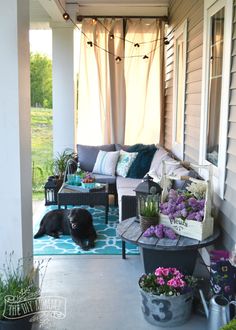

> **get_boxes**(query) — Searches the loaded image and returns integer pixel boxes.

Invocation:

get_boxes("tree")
[30,53,52,108]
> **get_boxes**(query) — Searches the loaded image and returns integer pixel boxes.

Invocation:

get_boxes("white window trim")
[199,0,233,199]
[172,20,187,160]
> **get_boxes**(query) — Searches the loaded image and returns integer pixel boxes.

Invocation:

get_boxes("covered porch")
[0,0,235,328]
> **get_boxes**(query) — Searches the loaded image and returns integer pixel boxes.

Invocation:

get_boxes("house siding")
[165,0,236,249]
[165,0,203,163]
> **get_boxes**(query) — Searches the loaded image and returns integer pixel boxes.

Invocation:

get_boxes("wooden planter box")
[159,161,214,241]
[159,213,214,241]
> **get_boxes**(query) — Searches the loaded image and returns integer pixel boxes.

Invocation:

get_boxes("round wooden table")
[117,217,220,274]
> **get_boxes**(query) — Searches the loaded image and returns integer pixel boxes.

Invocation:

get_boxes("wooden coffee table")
[117,217,220,274]
[57,183,109,224]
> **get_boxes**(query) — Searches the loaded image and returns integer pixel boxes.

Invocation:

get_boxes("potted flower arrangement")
[159,181,214,240]
[139,266,197,327]
[0,253,49,330]
[81,173,96,189]
[139,195,160,232]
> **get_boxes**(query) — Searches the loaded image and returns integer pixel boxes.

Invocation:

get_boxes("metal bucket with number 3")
[139,287,193,327]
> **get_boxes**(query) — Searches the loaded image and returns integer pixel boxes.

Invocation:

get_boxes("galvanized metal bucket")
[139,287,193,327]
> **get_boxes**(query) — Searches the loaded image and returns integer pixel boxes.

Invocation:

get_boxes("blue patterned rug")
[33,205,139,256]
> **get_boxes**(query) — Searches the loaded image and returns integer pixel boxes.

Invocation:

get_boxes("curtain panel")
[77,18,165,145]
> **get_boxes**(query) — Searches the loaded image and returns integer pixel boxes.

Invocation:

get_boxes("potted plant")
[52,148,77,180]
[139,266,197,327]
[139,194,160,232]
[0,253,49,330]
[220,319,236,330]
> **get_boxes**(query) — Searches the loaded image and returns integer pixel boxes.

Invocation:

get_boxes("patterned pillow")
[93,150,120,176]
[116,150,138,177]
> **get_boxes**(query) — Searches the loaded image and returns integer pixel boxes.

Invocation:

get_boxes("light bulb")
[63,12,70,20]
[115,56,122,63]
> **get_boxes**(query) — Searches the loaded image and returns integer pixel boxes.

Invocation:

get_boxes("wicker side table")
[57,184,109,224]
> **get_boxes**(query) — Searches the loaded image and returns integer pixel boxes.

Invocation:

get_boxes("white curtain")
[77,18,165,145]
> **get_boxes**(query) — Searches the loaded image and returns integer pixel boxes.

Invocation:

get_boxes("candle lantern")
[134,174,162,219]
[44,176,63,206]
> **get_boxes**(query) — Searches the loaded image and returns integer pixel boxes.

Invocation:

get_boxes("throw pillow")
[127,144,157,179]
[77,144,116,172]
[116,150,138,177]
[93,150,120,176]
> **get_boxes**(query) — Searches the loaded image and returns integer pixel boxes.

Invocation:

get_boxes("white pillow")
[116,150,138,177]
[93,150,120,176]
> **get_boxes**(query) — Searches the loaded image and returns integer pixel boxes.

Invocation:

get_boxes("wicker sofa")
[76,143,193,224]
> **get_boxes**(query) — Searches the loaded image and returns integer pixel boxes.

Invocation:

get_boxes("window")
[200,0,232,198]
[172,20,187,159]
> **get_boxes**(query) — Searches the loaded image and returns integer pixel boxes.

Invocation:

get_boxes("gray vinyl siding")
[164,0,236,249]
[221,0,236,249]
[165,0,203,163]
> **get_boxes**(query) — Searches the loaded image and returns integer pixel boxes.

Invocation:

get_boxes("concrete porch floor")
[32,201,208,330]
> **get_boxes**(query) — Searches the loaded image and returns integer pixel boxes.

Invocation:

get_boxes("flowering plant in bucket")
[139,267,197,297]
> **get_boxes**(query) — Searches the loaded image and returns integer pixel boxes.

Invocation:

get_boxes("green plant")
[0,252,50,321]
[52,148,77,179]
[220,319,236,330]
[140,195,159,217]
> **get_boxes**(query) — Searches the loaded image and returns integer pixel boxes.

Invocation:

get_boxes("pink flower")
[155,267,171,277]
[167,277,186,288]
[156,277,165,285]
[155,267,164,276]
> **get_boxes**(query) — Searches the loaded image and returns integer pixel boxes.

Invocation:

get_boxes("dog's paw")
[82,245,90,251]
[88,242,95,249]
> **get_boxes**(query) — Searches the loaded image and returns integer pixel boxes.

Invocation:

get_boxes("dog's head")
[68,208,92,229]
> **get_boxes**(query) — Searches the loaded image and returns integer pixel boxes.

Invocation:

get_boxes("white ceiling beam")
[75,4,168,17]
[38,0,65,22]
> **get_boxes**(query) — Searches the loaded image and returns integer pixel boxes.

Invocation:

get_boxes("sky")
[29,30,52,58]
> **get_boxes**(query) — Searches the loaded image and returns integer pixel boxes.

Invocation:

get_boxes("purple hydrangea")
[143,224,177,240]
[160,189,205,222]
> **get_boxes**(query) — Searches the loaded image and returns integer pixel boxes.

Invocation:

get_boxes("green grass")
[31,107,53,200]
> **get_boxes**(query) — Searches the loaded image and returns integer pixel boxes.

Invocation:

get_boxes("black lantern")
[134,174,162,218]
[44,176,63,206]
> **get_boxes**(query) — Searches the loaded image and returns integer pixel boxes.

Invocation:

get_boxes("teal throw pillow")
[127,144,157,179]
[116,150,138,177]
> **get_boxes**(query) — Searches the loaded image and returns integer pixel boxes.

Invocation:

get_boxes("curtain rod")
[77,15,168,22]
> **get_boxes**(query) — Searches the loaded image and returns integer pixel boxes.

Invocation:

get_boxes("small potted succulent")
[139,266,197,327]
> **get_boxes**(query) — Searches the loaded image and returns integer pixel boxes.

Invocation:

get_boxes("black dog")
[34,208,97,250]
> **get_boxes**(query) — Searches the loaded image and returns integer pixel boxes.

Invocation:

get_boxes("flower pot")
[0,316,33,330]
[139,286,193,327]
[140,215,159,232]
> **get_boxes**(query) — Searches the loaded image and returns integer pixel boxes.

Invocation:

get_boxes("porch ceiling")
[30,0,169,29]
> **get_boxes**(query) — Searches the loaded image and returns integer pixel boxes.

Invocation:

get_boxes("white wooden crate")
[159,161,214,241]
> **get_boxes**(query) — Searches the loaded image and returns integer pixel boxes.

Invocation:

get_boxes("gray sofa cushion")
[116,176,141,190]
[77,144,115,172]
[93,174,116,184]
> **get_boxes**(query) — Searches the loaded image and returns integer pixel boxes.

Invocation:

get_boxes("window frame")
[172,20,187,160]
[199,0,233,199]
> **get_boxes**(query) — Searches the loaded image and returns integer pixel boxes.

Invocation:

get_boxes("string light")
[164,37,170,45]
[115,56,122,63]
[63,12,70,20]
[57,0,170,62]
